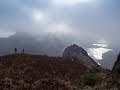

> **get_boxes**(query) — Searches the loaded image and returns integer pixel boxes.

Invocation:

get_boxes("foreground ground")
[0,54,119,90]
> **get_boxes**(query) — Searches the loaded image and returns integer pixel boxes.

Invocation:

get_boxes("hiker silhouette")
[22,48,25,54]
[15,48,17,53]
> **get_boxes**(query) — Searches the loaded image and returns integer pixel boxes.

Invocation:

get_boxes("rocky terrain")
[112,53,120,74]
[62,44,98,68]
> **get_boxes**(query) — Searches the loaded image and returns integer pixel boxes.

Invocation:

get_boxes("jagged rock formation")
[112,53,120,73]
[62,44,98,68]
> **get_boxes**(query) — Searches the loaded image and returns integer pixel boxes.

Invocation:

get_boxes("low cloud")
[0,30,16,38]
[0,0,120,44]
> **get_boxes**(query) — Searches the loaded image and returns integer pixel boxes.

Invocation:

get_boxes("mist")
[0,0,120,69]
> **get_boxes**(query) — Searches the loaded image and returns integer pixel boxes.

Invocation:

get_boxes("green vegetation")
[83,73,102,86]
[89,68,101,73]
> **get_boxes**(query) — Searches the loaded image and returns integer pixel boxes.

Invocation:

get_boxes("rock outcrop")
[62,44,98,68]
[112,53,120,74]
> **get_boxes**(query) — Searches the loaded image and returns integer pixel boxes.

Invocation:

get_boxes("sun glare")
[32,9,47,23]
[52,0,96,6]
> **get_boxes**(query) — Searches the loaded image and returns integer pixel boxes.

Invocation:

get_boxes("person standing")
[22,48,25,54]
[15,48,17,53]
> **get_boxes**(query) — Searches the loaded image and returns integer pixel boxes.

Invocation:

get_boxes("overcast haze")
[0,0,120,39]
[0,0,120,69]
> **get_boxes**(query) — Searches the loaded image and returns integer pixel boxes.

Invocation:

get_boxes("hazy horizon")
[0,0,120,69]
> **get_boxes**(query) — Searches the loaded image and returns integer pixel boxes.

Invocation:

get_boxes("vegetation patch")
[83,73,102,86]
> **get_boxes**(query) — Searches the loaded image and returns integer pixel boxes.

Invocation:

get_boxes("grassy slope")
[0,54,87,90]
[0,54,119,90]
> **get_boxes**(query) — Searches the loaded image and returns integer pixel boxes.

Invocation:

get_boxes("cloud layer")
[0,0,120,43]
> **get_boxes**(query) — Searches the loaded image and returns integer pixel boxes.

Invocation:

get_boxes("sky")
[0,0,120,42]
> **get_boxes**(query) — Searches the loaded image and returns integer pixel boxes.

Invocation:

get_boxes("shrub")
[90,68,101,73]
[83,73,101,86]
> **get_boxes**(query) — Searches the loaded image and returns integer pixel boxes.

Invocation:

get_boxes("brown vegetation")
[0,54,87,90]
[0,54,119,90]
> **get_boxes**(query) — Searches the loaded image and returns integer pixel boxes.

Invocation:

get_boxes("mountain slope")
[112,53,120,73]
[62,44,98,68]
[0,54,88,90]
[0,32,66,56]
[0,54,119,90]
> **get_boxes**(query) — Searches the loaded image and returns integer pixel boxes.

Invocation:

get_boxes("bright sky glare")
[52,0,97,6]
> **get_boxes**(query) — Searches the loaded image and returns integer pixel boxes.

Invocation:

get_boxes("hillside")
[0,54,87,90]
[0,54,119,90]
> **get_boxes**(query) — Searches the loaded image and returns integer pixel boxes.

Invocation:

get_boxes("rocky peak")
[112,53,120,73]
[62,44,98,68]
